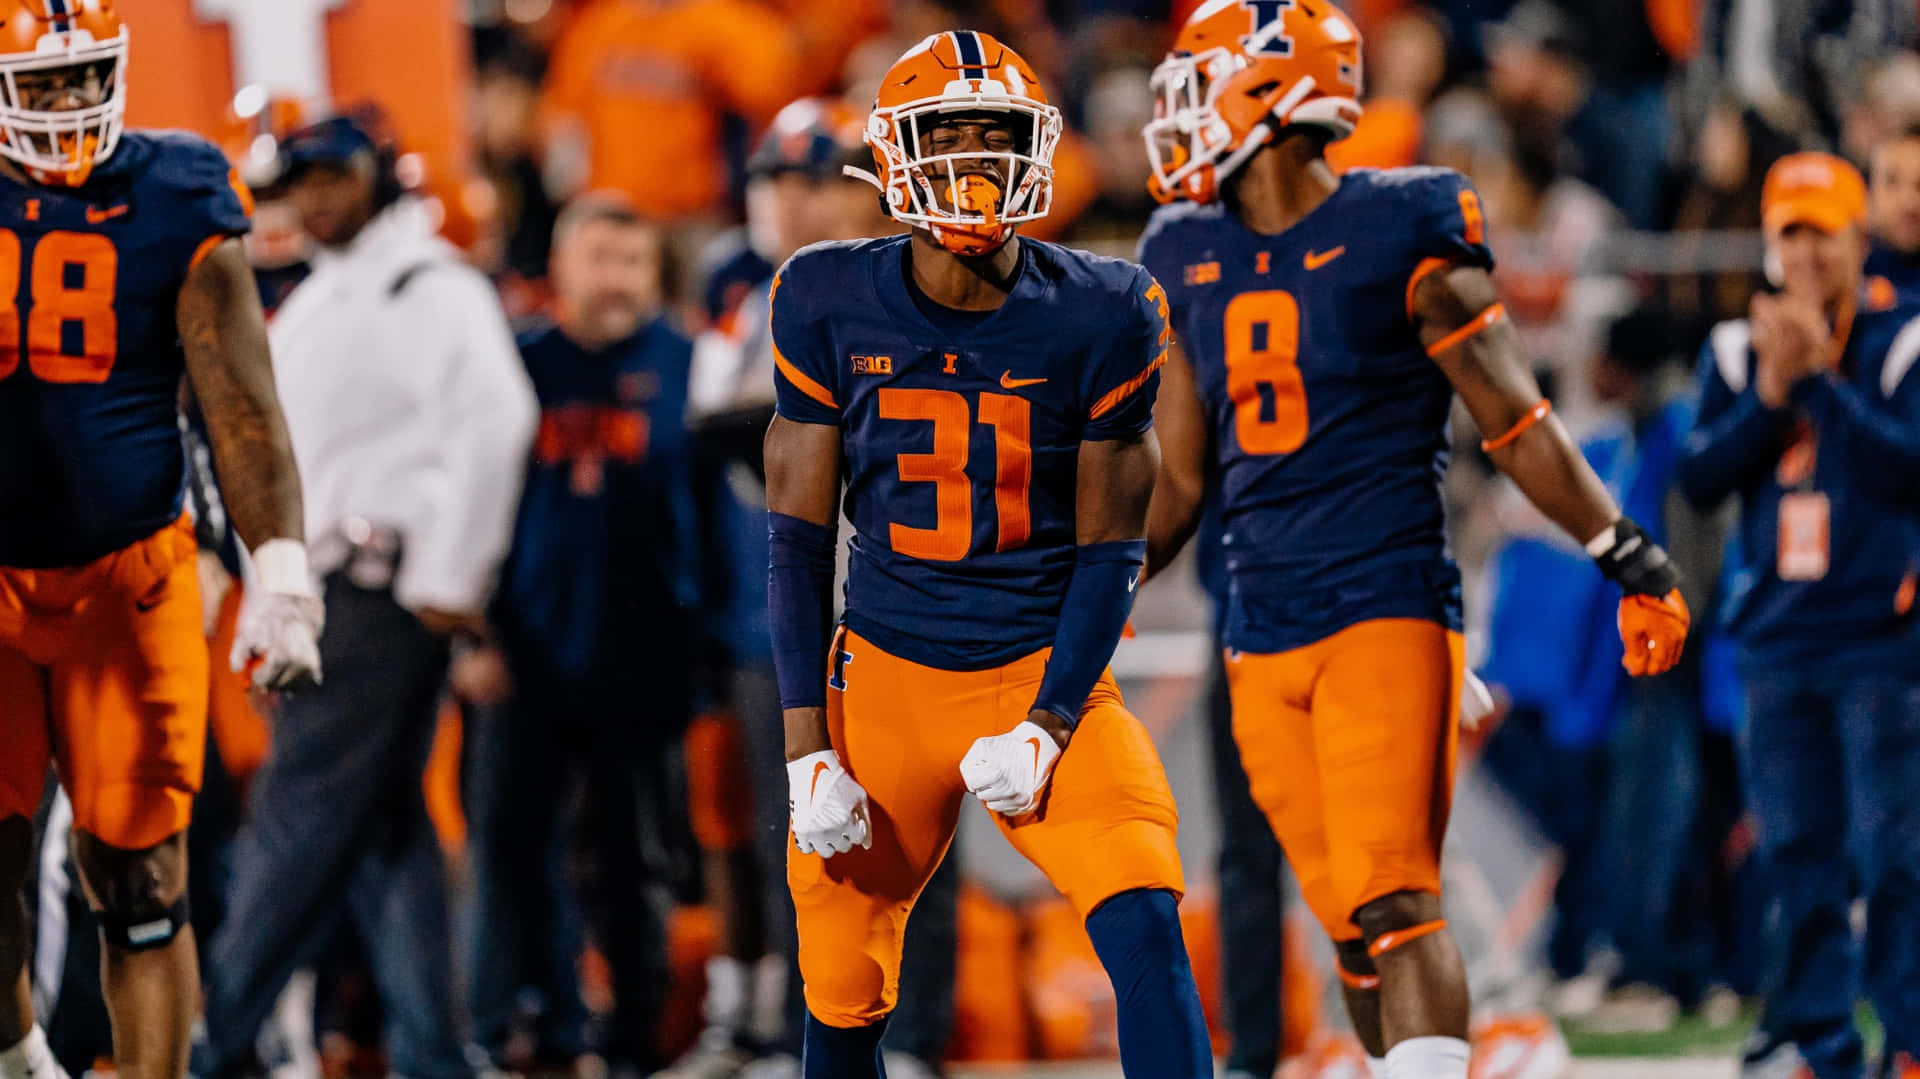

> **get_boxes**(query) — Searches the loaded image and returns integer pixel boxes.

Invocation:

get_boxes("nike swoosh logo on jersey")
[1304,246,1346,270]
[1000,371,1047,389]
[810,760,830,801]
[85,204,129,224]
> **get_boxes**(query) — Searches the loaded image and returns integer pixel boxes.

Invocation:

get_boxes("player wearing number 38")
[763,28,1212,1079]
[0,2,319,1078]
[1675,151,1920,1079]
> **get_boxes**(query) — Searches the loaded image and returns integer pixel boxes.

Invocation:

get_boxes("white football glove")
[960,719,1063,817]
[1460,668,1498,732]
[787,749,873,857]
[230,539,324,692]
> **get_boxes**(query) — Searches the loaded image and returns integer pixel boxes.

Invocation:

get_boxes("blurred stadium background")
[31,0,1919,1077]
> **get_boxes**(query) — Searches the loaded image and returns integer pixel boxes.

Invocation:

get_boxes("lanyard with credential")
[1775,292,1853,582]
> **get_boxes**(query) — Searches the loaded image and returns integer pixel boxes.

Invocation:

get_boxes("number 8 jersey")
[0,131,252,568]
[1136,166,1494,655]
[770,235,1168,672]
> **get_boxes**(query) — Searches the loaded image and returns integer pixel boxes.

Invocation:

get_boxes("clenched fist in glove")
[960,717,1065,817]
[787,749,873,857]
[1589,518,1691,677]
[231,539,324,692]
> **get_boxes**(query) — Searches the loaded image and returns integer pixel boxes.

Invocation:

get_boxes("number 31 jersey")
[1137,167,1494,655]
[0,132,252,568]
[771,235,1167,673]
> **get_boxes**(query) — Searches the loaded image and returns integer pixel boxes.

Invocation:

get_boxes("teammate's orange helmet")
[1144,0,1363,205]
[846,30,1063,256]
[0,0,126,186]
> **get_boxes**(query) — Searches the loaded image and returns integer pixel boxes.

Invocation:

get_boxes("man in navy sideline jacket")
[1676,153,1920,1079]
[459,192,702,1076]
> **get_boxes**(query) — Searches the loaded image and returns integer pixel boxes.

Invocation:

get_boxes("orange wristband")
[1480,399,1552,453]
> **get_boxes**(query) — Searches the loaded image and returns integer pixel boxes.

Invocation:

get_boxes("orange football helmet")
[0,0,126,186]
[846,30,1063,256]
[1144,0,1363,204]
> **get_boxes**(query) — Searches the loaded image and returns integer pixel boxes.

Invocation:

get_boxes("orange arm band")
[1424,302,1506,358]
[1479,399,1553,453]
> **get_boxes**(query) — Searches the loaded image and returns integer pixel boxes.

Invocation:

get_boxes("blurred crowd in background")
[25,0,1920,1076]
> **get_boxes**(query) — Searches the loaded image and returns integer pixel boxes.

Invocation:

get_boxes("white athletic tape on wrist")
[251,538,313,597]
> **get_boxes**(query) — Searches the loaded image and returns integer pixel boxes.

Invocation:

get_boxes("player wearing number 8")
[764,28,1211,1079]
[1135,2,1689,1077]
[0,3,318,1078]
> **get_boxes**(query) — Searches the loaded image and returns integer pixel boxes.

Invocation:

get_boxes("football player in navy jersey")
[0,3,319,1079]
[763,30,1210,1079]
[1134,3,1690,1077]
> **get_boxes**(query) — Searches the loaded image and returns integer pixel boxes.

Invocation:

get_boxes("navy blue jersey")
[0,131,251,568]
[496,318,701,682]
[1676,308,1920,672]
[1138,167,1493,654]
[771,235,1167,671]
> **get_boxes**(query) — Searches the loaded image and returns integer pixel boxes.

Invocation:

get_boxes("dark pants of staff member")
[463,656,677,1073]
[1740,666,1920,1079]
[196,573,472,1079]
[1204,643,1287,1079]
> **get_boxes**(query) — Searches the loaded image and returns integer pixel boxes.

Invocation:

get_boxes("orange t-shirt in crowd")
[1326,97,1422,174]
[542,0,802,217]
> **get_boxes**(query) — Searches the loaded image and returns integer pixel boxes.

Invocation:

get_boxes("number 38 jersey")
[1137,167,1493,654]
[771,235,1168,672]
[0,131,252,568]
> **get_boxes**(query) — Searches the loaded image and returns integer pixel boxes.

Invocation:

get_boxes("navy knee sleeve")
[1085,888,1212,1079]
[802,1012,888,1079]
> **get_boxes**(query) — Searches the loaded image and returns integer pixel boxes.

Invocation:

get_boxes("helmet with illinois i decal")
[845,30,1063,257]
[0,0,126,186]
[1144,0,1362,204]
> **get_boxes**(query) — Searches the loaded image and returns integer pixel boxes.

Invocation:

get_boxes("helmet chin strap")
[1212,75,1317,186]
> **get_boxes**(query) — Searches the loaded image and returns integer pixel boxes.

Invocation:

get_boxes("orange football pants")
[791,628,1184,1028]
[0,516,209,850]
[1225,618,1463,942]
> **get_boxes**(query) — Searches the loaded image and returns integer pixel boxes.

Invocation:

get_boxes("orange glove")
[1618,589,1689,677]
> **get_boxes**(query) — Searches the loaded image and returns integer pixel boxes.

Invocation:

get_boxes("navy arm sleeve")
[1790,334,1920,507]
[1674,330,1794,510]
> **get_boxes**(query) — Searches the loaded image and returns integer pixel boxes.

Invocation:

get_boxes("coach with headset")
[194,111,537,1079]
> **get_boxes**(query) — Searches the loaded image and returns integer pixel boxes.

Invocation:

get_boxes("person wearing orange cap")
[1676,152,1920,1079]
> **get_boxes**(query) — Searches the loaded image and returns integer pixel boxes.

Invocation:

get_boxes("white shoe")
[1469,1012,1573,1079]
[650,1031,754,1079]
[735,1055,798,1079]
[880,1052,939,1079]
[1580,983,1680,1035]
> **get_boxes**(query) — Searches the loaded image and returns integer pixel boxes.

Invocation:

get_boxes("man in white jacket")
[195,113,537,1079]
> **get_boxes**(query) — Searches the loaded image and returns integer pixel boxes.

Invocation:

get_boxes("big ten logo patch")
[851,353,894,375]
[536,405,649,497]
